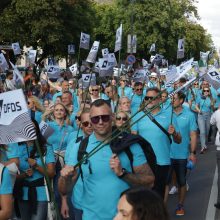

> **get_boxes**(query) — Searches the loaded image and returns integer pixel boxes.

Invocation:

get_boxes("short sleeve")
[130,143,147,167]
[0,167,12,195]
[45,145,55,164]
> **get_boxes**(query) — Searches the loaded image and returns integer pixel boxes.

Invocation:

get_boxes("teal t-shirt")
[0,166,12,195]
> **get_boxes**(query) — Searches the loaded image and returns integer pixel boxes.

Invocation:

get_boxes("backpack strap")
[77,136,91,181]
[124,148,134,173]
[0,163,6,187]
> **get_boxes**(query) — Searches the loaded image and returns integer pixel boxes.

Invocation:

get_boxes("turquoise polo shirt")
[130,94,145,113]
[0,166,12,195]
[132,108,179,165]
[65,134,85,210]
[47,121,74,152]
[18,144,55,201]
[1,143,19,162]
[65,132,146,220]
[118,86,133,99]
[196,95,212,113]
[170,107,197,159]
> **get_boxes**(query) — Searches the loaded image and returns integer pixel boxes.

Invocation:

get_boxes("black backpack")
[77,130,157,179]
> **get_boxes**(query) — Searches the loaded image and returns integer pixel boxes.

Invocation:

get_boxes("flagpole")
[77,45,81,68]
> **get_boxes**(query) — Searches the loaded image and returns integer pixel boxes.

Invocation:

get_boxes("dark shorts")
[152,164,171,199]
[168,159,187,187]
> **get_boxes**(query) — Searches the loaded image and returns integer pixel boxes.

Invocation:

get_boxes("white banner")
[204,66,220,90]
[86,41,100,63]
[127,35,137,53]
[69,63,78,76]
[133,69,148,82]
[114,24,122,52]
[11,42,21,55]
[102,48,109,58]
[0,53,9,71]
[176,58,194,80]
[0,89,36,144]
[149,43,156,52]
[177,39,184,59]
[9,61,24,84]
[80,32,90,50]
[98,58,113,77]
[28,49,37,64]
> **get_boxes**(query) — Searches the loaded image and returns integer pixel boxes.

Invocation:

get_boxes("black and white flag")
[27,50,37,64]
[108,53,117,67]
[127,35,137,53]
[86,41,100,63]
[149,43,156,53]
[69,63,78,76]
[80,32,90,50]
[0,89,36,144]
[11,42,21,55]
[133,69,148,83]
[177,39,184,59]
[200,51,210,62]
[0,53,9,71]
[204,66,220,90]
[114,24,122,52]
[81,73,96,88]
[9,61,24,84]
[102,48,109,58]
[98,58,113,77]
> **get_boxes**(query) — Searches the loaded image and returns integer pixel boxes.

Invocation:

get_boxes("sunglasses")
[116,116,127,121]
[135,88,143,92]
[90,115,111,124]
[75,116,81,121]
[144,96,155,101]
[92,89,98,92]
[194,83,199,85]
[203,90,210,92]
[81,100,91,104]
[82,121,92,127]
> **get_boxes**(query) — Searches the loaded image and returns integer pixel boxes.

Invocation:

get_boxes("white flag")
[114,24,122,52]
[47,65,61,79]
[11,42,21,55]
[9,61,24,84]
[108,53,117,66]
[98,58,113,77]
[102,48,109,58]
[177,39,184,59]
[28,50,37,64]
[0,53,9,71]
[86,41,100,63]
[127,35,137,53]
[81,74,96,88]
[149,43,156,52]
[200,51,210,62]
[80,32,90,50]
[69,63,78,76]
[204,66,220,90]
[133,68,148,82]
[0,89,36,144]
[142,59,148,67]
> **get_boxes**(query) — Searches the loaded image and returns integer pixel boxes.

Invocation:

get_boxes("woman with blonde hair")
[115,110,131,132]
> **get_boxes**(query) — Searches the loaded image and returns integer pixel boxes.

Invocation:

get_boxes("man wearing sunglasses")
[118,75,133,99]
[132,87,181,200]
[59,99,154,220]
[130,82,146,114]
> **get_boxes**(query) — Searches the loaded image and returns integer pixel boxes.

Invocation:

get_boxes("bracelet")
[118,168,129,179]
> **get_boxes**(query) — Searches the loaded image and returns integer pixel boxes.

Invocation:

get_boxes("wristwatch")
[190,150,196,155]
[118,168,129,179]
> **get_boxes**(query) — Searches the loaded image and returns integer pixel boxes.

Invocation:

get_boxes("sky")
[196,0,220,49]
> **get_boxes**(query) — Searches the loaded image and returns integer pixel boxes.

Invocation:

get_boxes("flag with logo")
[80,32,90,50]
[69,63,78,76]
[86,41,100,63]
[0,89,36,144]
[175,58,194,81]
[102,48,109,58]
[127,35,137,53]
[81,73,96,88]
[28,50,37,64]
[11,42,21,55]
[39,121,54,139]
[108,53,117,67]
[0,53,9,71]
[204,66,220,90]
[9,61,24,84]
[200,51,210,63]
[132,68,148,82]
[114,24,122,52]
[151,54,164,66]
[98,58,113,77]
[177,39,184,59]
[47,65,61,80]
[149,43,156,53]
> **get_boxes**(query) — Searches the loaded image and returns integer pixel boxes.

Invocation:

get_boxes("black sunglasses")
[135,88,143,92]
[203,90,210,92]
[90,115,111,124]
[82,121,92,127]
[92,89,98,92]
[81,100,91,104]
[144,96,155,101]
[116,116,127,121]
[75,116,81,121]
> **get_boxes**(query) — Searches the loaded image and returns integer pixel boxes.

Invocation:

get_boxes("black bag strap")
[146,113,172,144]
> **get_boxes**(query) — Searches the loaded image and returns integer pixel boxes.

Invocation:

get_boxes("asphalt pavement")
[167,143,218,220]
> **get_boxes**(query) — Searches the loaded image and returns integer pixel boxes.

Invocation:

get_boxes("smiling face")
[115,112,128,128]
[53,103,67,120]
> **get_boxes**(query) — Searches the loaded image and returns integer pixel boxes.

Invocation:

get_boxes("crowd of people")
[0,65,220,220]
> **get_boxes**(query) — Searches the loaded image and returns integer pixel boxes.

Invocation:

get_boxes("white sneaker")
[186,182,189,191]
[169,186,178,195]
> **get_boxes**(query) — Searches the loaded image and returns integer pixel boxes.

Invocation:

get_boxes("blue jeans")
[18,200,47,220]
[197,112,211,148]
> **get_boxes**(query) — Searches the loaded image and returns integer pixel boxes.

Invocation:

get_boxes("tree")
[0,0,95,65]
